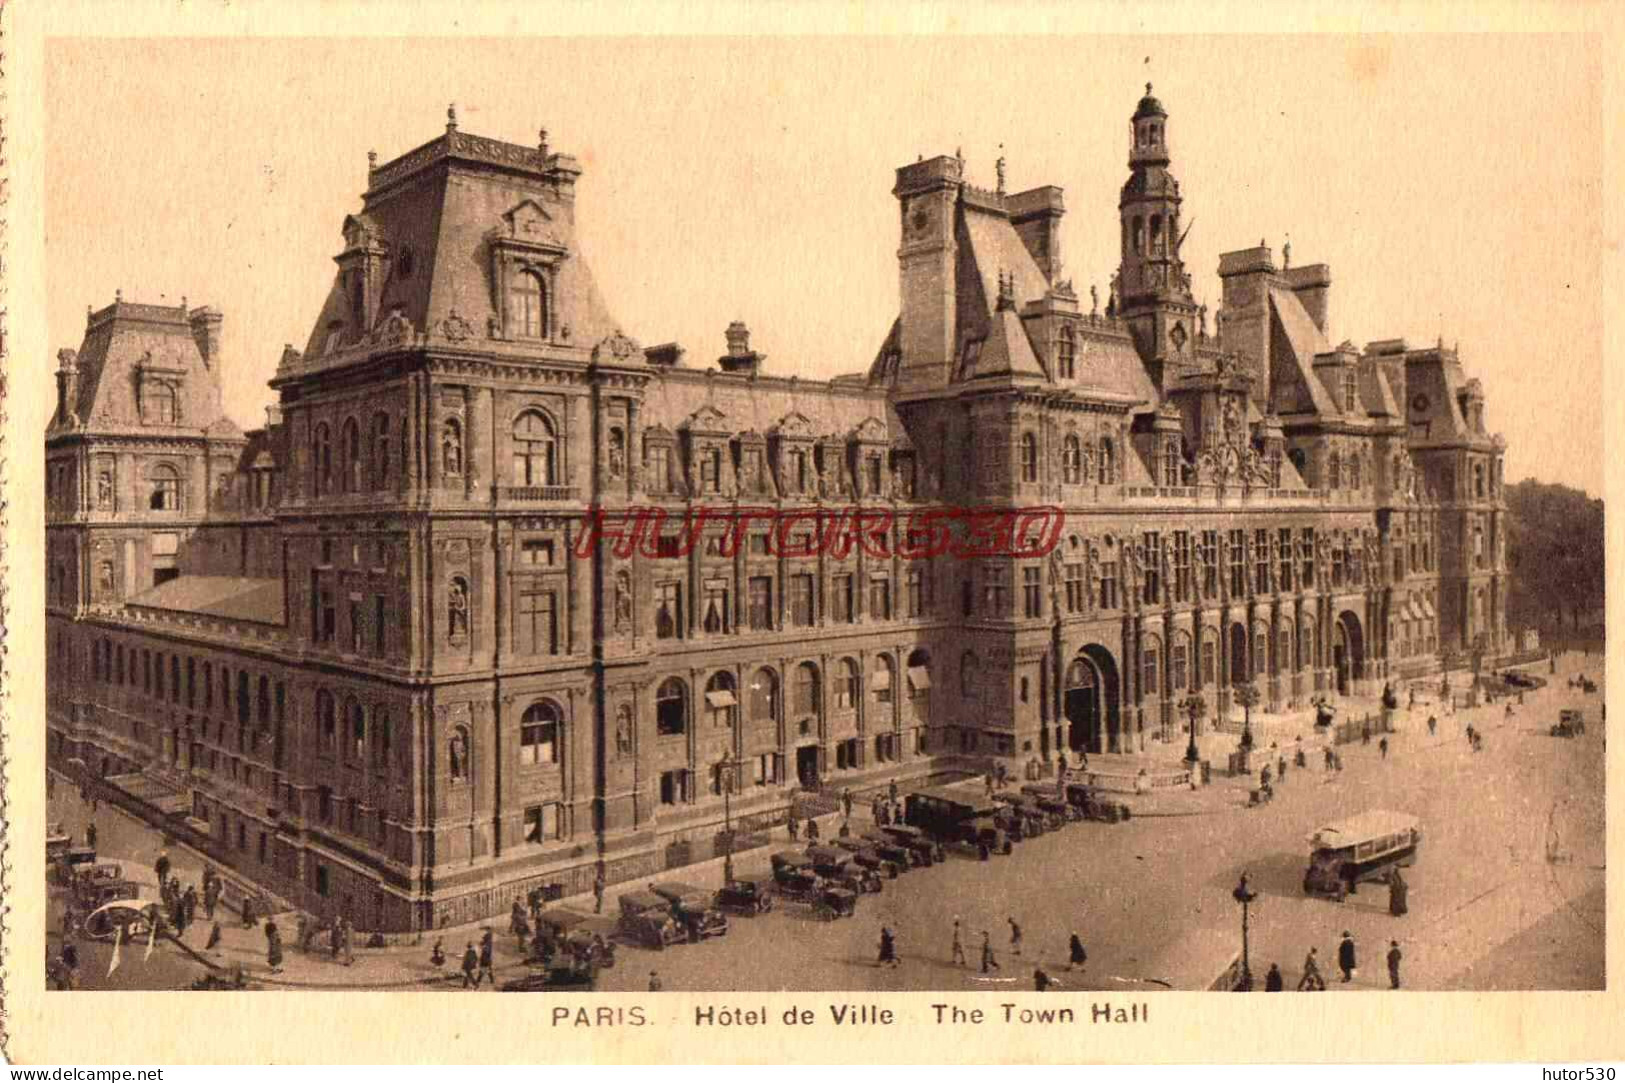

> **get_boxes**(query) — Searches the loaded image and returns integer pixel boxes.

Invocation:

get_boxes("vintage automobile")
[53,846,100,886]
[805,845,883,894]
[535,909,617,968]
[1303,810,1421,899]
[832,837,904,879]
[47,823,72,863]
[993,793,1059,835]
[857,832,917,871]
[813,884,859,921]
[1019,785,1083,823]
[500,962,599,992]
[879,824,945,866]
[649,881,729,941]
[1062,781,1130,823]
[73,871,141,912]
[715,876,776,914]
[81,898,156,941]
[770,851,825,899]
[615,890,685,950]
[905,788,1016,856]
[1551,709,1587,737]
[965,816,1014,858]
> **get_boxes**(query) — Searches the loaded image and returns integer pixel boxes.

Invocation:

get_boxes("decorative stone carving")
[613,570,632,634]
[373,308,415,345]
[447,579,469,638]
[440,310,475,342]
[615,704,634,759]
[591,330,642,363]
[97,471,114,510]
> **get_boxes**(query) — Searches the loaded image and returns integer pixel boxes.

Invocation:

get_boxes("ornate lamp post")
[717,751,739,883]
[1232,871,1258,991]
[1234,681,1261,752]
[1178,694,1206,765]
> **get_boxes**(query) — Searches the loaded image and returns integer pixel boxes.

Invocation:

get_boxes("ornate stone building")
[46,89,1508,930]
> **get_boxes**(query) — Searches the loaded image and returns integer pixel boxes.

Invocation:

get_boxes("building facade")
[45,89,1509,931]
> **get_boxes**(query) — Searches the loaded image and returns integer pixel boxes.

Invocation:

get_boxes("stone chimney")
[718,322,764,374]
[189,306,224,374]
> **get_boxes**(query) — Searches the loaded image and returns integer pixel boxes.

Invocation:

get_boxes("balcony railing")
[500,485,581,502]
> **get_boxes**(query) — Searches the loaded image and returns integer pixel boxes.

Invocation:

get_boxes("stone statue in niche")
[615,705,634,758]
[98,561,115,593]
[608,429,627,478]
[441,421,463,477]
[614,570,633,633]
[448,729,468,780]
[447,579,469,638]
[97,471,114,509]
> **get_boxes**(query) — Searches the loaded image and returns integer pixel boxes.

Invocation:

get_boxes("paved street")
[46,653,1605,992]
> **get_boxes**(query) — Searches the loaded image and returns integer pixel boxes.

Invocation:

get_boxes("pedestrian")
[877,926,898,968]
[183,884,198,927]
[478,927,496,985]
[1427,715,1437,737]
[1338,931,1357,983]
[951,918,967,966]
[241,894,258,930]
[838,819,852,838]
[1265,963,1283,991]
[342,916,357,965]
[1278,755,1287,782]
[510,898,529,940]
[1379,736,1389,760]
[985,773,995,798]
[1388,867,1409,916]
[1362,722,1371,745]
[787,814,800,842]
[154,849,171,888]
[877,802,891,827]
[430,938,446,969]
[1007,917,1023,958]
[1034,967,1054,992]
[1387,940,1402,990]
[842,788,853,819]
[1068,933,1087,972]
[648,969,663,992]
[461,942,479,988]
[205,921,222,952]
[1465,724,1475,748]
[1324,747,1335,771]
[980,930,999,973]
[329,918,342,959]
[204,879,220,921]
[86,821,98,849]
[265,919,284,974]
[1297,947,1325,991]
[806,817,820,843]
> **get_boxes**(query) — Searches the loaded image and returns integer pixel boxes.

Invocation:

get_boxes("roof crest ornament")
[447,102,458,133]
[995,145,1006,195]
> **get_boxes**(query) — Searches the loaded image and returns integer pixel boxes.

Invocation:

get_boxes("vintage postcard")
[1,1,1620,1066]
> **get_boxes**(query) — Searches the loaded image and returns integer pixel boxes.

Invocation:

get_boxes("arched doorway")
[1229,622,1249,685]
[1065,645,1121,754]
[1333,611,1365,695]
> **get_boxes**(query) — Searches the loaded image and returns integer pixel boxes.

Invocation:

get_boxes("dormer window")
[1057,325,1076,379]
[324,323,345,357]
[509,270,548,339]
[1343,372,1359,413]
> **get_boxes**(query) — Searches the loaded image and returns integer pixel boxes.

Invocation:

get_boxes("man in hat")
[1387,940,1403,989]
[950,918,967,967]
[1297,947,1325,991]
[1338,931,1357,983]
[478,927,496,986]
[461,942,480,988]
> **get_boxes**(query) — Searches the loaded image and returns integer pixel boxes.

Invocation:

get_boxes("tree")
[1233,682,1262,751]
[1505,479,1604,637]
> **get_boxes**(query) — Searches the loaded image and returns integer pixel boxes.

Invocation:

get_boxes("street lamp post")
[1232,871,1258,991]
[718,751,738,883]
[1234,681,1260,752]
[1178,694,1206,765]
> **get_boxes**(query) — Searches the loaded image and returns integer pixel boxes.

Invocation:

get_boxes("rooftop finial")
[368,150,377,171]
[115,288,122,302]
[995,145,1006,195]
[1283,235,1292,269]
[539,128,549,158]
[447,102,458,132]
[1146,82,1153,96]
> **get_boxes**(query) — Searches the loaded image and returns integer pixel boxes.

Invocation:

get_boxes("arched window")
[961,650,979,697]
[441,418,463,477]
[1149,214,1164,255]
[1326,449,1341,490]
[1348,452,1362,490]
[257,676,271,725]
[348,697,366,761]
[872,654,895,705]
[342,418,362,492]
[1132,216,1144,255]
[520,701,561,765]
[149,464,182,511]
[1057,325,1076,379]
[748,667,779,722]
[1020,433,1039,482]
[1279,622,1294,673]
[316,689,336,751]
[1063,435,1082,484]
[1099,438,1115,484]
[1253,629,1270,678]
[656,677,688,736]
[705,672,738,729]
[509,270,548,339]
[1142,636,1162,697]
[373,708,392,767]
[836,658,860,710]
[513,411,557,487]
[371,414,391,490]
[148,383,179,425]
[313,423,333,495]
[794,662,821,717]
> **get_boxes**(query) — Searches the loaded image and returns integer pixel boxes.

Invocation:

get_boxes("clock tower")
[893,153,965,394]
[1118,84,1199,389]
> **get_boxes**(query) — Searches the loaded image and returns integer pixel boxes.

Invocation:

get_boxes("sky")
[44,33,1603,495]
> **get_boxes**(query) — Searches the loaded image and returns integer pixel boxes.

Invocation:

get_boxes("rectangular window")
[523,805,556,844]
[906,568,924,618]
[655,582,683,640]
[1064,563,1084,612]
[521,539,555,566]
[1100,561,1118,611]
[1202,640,1217,685]
[1229,529,1247,597]
[350,600,363,652]
[374,595,387,655]
[516,591,559,655]
[981,564,1010,616]
[659,770,688,806]
[870,576,892,621]
[321,589,336,643]
[749,534,770,557]
[1173,531,1192,603]
[866,455,883,495]
[747,576,773,630]
[701,581,730,634]
[646,445,670,493]
[790,574,814,627]
[1278,528,1294,593]
[699,448,720,493]
[655,534,682,559]
[1300,528,1315,588]
[1143,650,1161,698]
[752,752,778,787]
[1254,529,1271,594]
[520,722,557,766]
[1023,566,1042,618]
[1172,643,1189,690]
[961,577,974,618]
[832,574,854,623]
[1142,532,1161,604]
[1201,530,1219,599]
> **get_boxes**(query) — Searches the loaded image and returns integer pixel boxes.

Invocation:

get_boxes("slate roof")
[126,575,286,626]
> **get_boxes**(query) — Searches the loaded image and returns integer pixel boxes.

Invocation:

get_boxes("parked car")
[1062,781,1130,823]
[805,845,883,894]
[649,881,729,941]
[535,909,616,968]
[616,890,684,950]
[878,824,945,866]
[812,884,859,921]
[53,846,99,886]
[501,962,599,992]
[1551,709,1586,738]
[992,793,1057,835]
[832,837,904,879]
[80,899,155,941]
[715,876,776,914]
[770,851,825,899]
[965,816,1014,858]
[857,833,917,871]
[1019,785,1082,823]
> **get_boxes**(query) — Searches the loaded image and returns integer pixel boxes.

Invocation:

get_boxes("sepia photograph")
[6,9,1616,1064]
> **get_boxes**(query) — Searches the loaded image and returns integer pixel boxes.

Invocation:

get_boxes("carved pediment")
[503,199,559,245]
[771,411,816,439]
[681,403,730,433]
[737,428,767,445]
[849,416,889,443]
[591,331,643,363]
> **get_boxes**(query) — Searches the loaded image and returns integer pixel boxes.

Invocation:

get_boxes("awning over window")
[871,667,891,691]
[907,667,932,691]
[705,690,737,709]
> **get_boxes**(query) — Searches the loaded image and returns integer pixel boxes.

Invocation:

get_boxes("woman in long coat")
[1068,933,1087,971]
[1388,868,1409,916]
[265,920,284,973]
[877,927,897,967]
